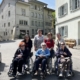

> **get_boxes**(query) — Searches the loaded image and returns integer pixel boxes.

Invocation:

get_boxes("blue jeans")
[33,57,47,73]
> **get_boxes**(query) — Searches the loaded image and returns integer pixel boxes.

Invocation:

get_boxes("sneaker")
[59,73,63,77]
[34,71,38,75]
[67,72,71,77]
[11,73,16,77]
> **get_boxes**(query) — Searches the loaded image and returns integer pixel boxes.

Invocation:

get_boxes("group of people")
[10,29,72,77]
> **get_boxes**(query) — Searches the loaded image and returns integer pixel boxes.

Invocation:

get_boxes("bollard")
[0,52,1,63]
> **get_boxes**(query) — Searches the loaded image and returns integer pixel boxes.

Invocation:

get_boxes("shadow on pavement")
[0,40,15,44]
[0,62,5,75]
[0,62,5,72]
[10,74,31,80]
[4,70,80,80]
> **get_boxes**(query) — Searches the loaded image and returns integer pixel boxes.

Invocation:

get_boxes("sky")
[0,0,55,9]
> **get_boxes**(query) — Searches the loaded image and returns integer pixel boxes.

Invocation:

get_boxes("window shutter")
[70,0,72,10]
[79,0,80,7]
[58,7,60,17]
[64,3,68,15]
[58,27,62,35]
[64,26,68,37]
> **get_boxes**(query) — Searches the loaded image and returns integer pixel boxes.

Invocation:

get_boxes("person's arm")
[29,40,32,51]
[66,48,72,57]
[35,49,40,57]
[44,49,50,57]
[14,49,20,58]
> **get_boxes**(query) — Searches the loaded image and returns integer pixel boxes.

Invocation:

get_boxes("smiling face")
[41,42,47,50]
[57,33,61,40]
[20,45,25,50]
[60,43,65,49]
[47,33,52,39]
[25,36,29,41]
[38,30,42,36]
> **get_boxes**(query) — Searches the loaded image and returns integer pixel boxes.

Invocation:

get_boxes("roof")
[29,0,47,5]
[44,7,55,12]
[17,1,30,6]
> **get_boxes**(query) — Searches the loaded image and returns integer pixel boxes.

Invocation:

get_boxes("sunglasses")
[21,45,25,47]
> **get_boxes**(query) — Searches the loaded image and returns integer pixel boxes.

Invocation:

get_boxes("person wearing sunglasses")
[56,42,72,77]
[32,42,50,75]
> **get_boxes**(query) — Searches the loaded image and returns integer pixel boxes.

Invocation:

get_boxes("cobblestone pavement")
[0,40,80,80]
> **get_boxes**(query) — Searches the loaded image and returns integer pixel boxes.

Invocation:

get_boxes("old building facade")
[0,0,54,40]
[56,0,80,45]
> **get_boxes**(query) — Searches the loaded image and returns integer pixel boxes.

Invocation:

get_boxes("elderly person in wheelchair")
[8,42,32,77]
[32,42,50,76]
[55,42,72,77]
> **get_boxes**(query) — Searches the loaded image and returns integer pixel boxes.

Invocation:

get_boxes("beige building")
[0,0,55,40]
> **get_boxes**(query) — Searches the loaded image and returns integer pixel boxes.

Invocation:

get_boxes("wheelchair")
[55,57,74,78]
[31,57,53,80]
[8,53,33,77]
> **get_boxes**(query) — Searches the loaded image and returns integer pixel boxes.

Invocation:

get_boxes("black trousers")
[12,58,23,74]
[50,49,55,58]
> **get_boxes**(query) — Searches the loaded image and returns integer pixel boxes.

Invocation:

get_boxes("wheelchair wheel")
[28,57,33,73]
[8,69,13,77]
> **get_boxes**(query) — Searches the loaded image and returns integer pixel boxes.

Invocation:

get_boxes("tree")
[52,12,55,35]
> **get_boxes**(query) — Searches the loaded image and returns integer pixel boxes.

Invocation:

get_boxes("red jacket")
[44,39,54,48]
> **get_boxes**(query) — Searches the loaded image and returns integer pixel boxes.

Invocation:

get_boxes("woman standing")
[44,32,55,58]
[22,34,32,53]
[34,29,44,51]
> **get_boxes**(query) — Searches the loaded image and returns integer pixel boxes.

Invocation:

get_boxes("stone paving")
[0,40,80,80]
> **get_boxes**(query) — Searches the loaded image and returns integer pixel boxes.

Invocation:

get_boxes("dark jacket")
[22,39,32,52]
[14,48,29,59]
[56,47,72,58]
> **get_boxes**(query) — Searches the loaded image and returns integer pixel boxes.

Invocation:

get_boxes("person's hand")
[61,55,64,58]
[64,52,67,55]
[17,54,22,58]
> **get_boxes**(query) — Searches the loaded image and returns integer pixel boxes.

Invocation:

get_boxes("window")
[2,15,3,19]
[35,21,37,26]
[22,9,26,16]
[8,22,10,27]
[11,30,13,34]
[31,21,34,26]
[6,32,7,35]
[32,29,34,34]
[19,20,23,25]
[8,11,10,17]
[37,6,40,11]
[40,7,43,11]
[39,14,40,18]
[4,32,5,36]
[24,21,28,25]
[35,13,37,18]
[31,5,34,9]
[35,5,37,10]
[31,12,34,17]
[70,0,80,11]
[58,3,68,17]
[58,26,68,37]
[38,21,40,26]
[8,3,10,7]
[27,30,29,35]
[4,23,6,27]
[41,14,43,19]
